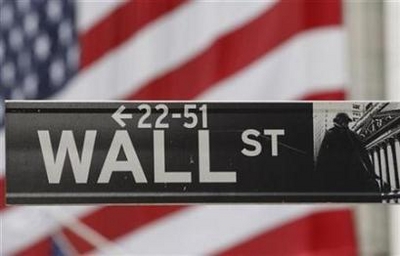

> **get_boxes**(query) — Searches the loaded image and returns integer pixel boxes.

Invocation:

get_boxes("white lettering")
[241,129,262,157]
[38,130,96,184]
[98,130,147,183]
[199,130,236,183]
[154,130,191,183]
[263,129,285,156]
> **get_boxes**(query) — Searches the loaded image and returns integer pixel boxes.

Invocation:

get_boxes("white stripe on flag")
[55,1,277,100]
[2,205,98,255]
[76,0,128,32]
[198,28,347,100]
[92,205,338,255]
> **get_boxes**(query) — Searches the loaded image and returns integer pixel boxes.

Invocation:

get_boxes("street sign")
[5,101,400,204]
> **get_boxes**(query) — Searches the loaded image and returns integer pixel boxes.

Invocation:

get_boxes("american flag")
[1,0,356,255]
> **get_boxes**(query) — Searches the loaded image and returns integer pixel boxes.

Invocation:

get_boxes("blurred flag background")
[0,0,398,255]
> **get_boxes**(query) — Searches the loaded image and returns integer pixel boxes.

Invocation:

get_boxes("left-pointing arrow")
[112,105,132,127]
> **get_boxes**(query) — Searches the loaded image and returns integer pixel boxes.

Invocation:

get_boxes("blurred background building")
[0,0,399,255]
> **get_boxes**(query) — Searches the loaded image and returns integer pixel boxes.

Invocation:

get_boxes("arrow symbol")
[112,105,132,128]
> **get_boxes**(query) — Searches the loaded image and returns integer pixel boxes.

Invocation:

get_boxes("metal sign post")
[5,101,400,204]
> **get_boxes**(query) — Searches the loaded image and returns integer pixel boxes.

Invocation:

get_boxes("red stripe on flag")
[301,89,346,100]
[128,0,341,100]
[0,178,6,210]
[215,209,358,256]
[14,238,53,256]
[61,206,186,254]
[80,0,187,69]
[12,206,185,254]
